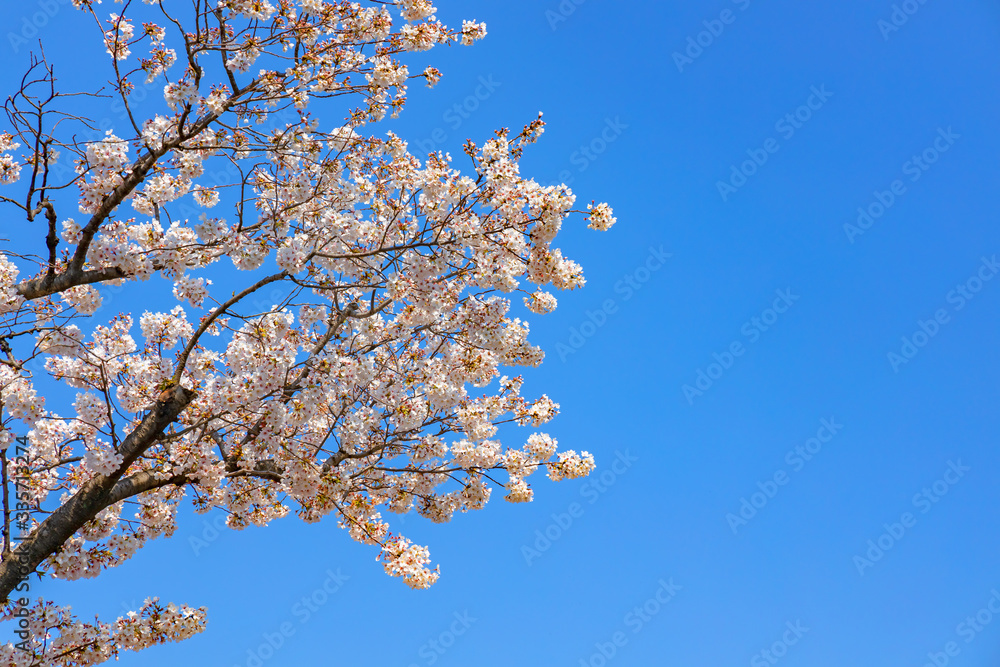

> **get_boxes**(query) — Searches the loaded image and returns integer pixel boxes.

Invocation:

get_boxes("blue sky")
[3,0,1000,665]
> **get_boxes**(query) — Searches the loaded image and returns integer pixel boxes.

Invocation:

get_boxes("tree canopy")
[0,1,614,663]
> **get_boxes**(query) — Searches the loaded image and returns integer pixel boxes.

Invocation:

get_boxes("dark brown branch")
[107,469,190,505]
[38,199,58,283]
[15,266,128,301]
[0,385,195,603]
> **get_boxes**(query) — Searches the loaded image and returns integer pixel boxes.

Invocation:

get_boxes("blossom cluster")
[103,14,134,61]
[78,131,129,213]
[0,133,21,185]
[0,597,206,666]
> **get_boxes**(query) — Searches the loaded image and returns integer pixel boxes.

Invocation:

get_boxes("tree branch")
[0,384,195,603]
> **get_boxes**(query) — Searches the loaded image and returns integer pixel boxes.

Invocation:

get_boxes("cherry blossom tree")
[0,0,616,663]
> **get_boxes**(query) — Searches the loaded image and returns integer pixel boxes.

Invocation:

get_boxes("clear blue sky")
[3,0,1000,665]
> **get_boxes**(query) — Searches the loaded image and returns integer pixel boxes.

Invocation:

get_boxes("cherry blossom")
[0,0,617,663]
